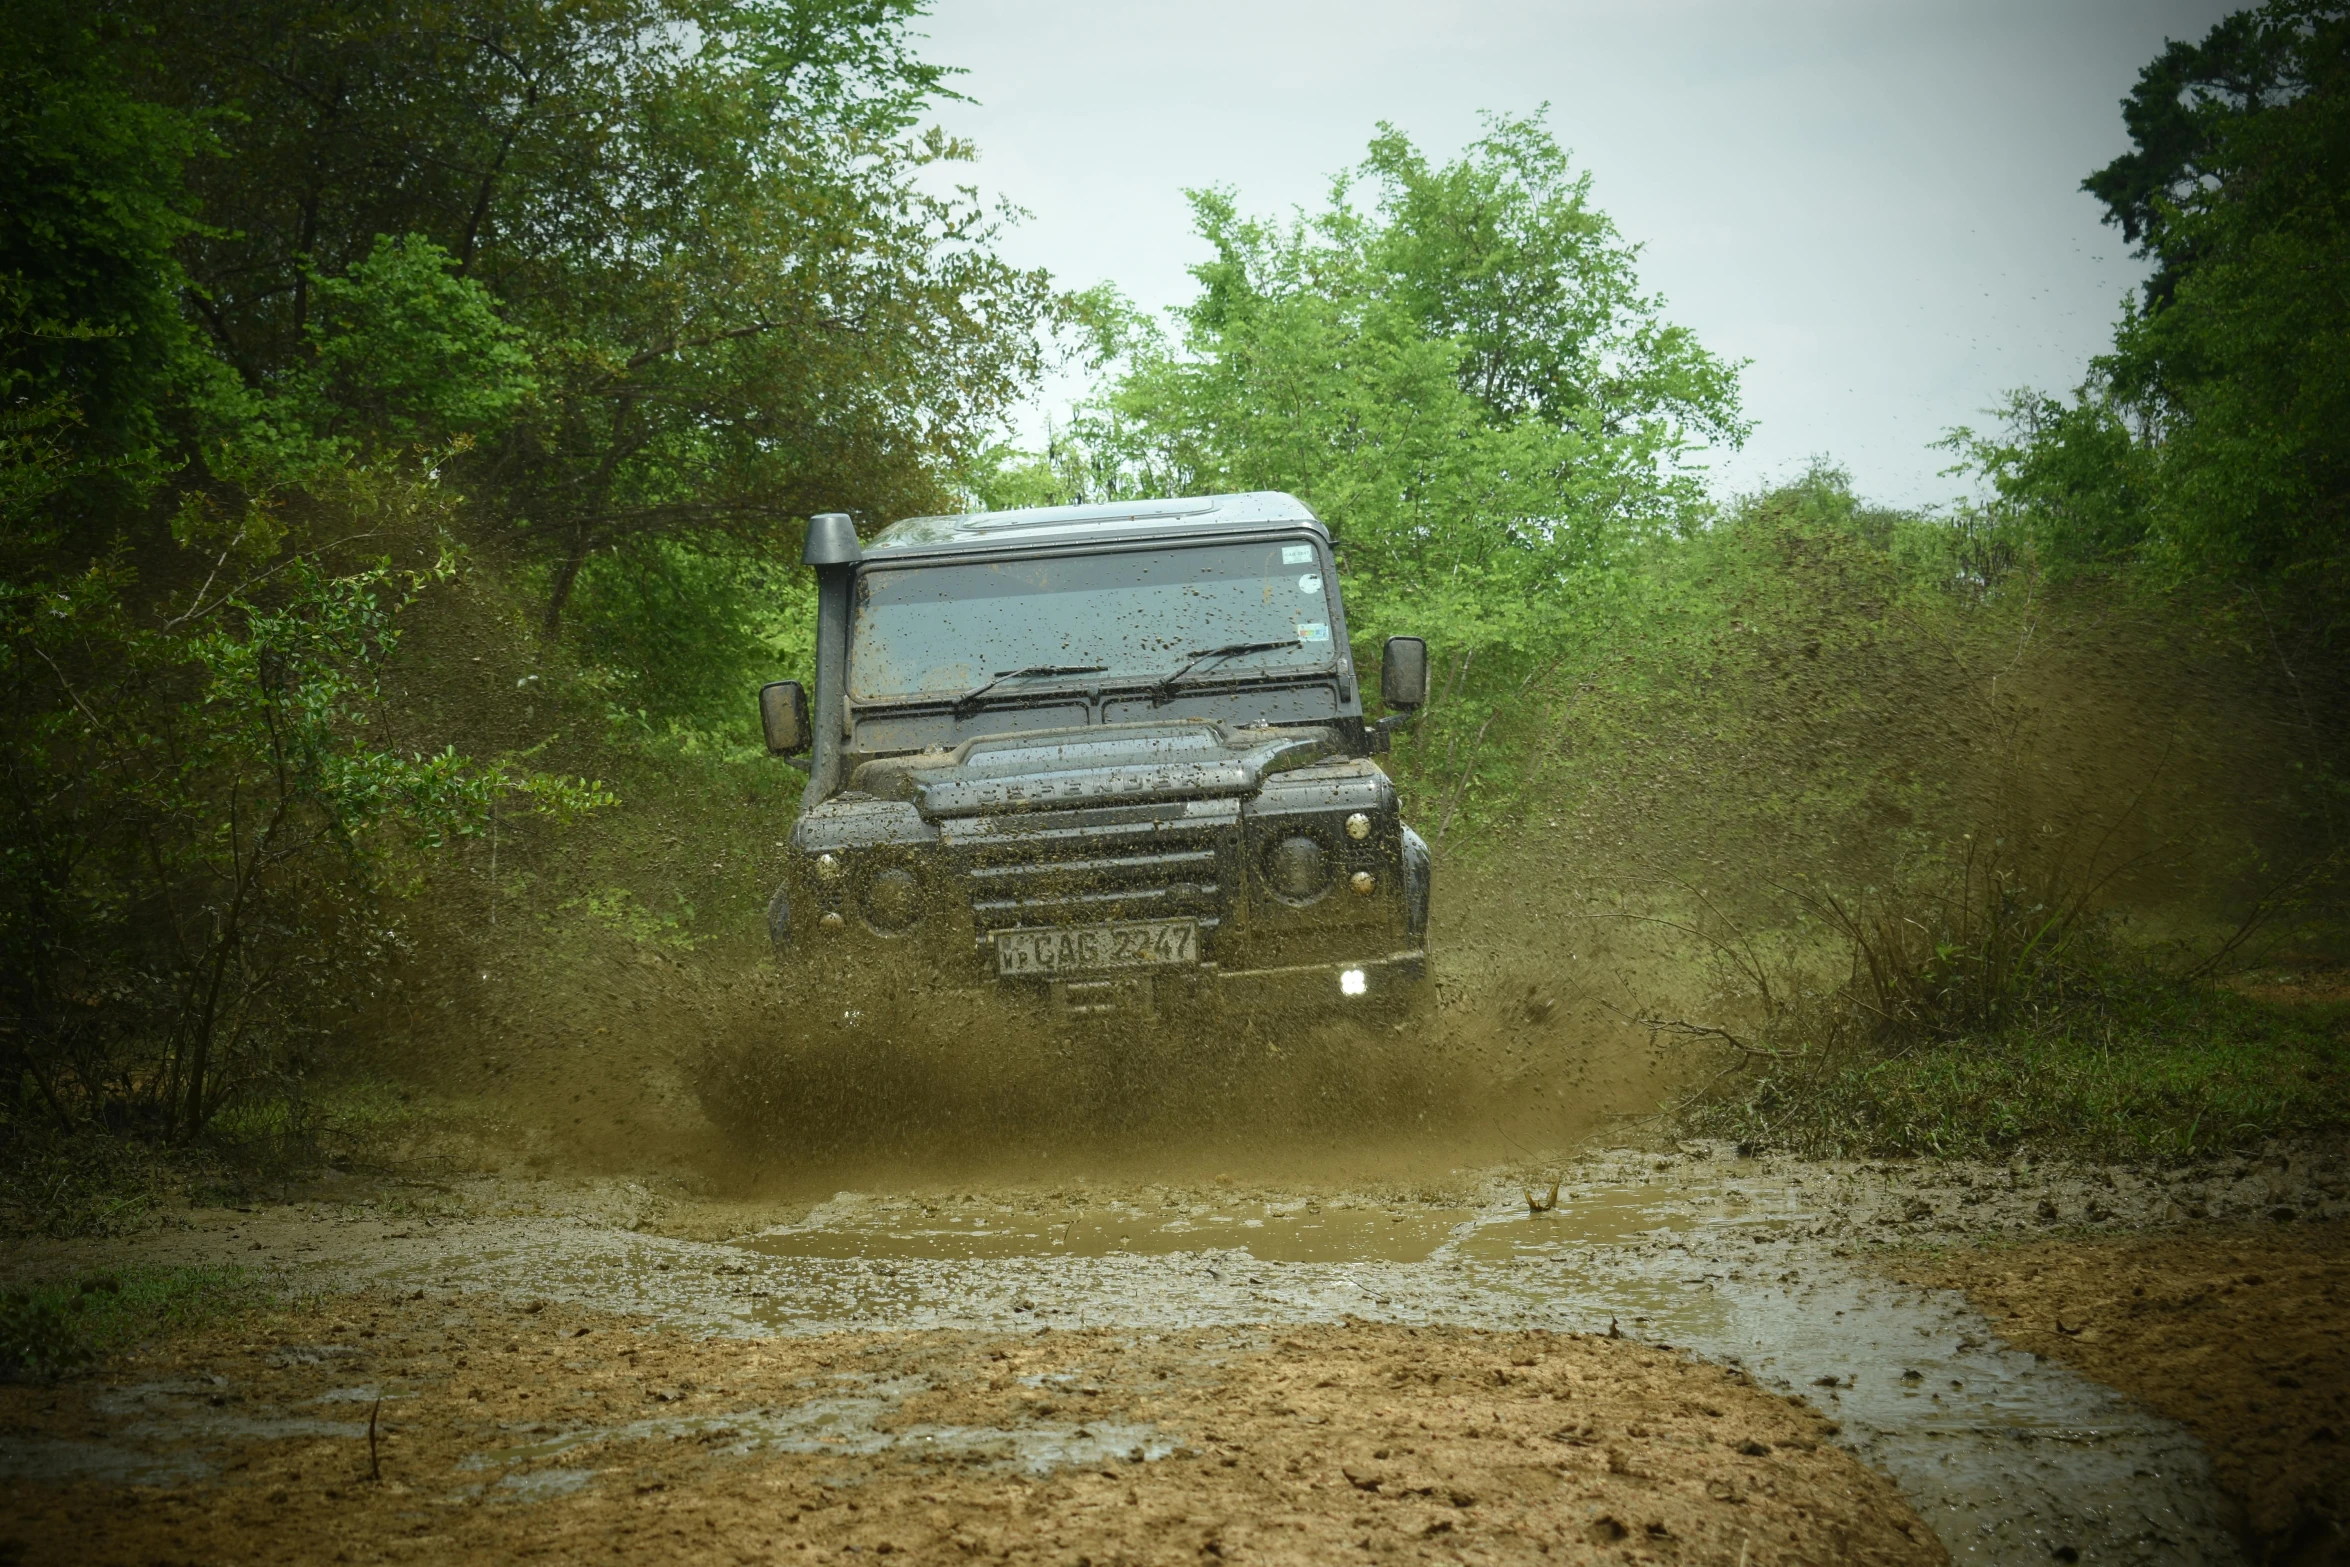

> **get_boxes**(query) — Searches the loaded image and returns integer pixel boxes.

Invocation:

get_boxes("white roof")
[870,491,1323,551]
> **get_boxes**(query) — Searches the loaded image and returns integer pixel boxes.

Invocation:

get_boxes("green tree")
[988,114,1745,838]
[0,0,207,481]
[127,0,1057,629]
[1965,0,2347,603]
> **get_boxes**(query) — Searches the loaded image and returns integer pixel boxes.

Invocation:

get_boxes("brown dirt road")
[0,1292,1941,1567]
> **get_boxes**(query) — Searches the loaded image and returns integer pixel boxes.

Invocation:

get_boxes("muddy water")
[736,1200,1478,1264]
[211,1146,2333,1566]
[703,1168,2240,1566]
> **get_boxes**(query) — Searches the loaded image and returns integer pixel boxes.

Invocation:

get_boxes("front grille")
[963,816,1232,953]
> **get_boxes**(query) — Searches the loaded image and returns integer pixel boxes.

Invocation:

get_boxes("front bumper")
[1048,949,1429,1018]
[796,948,1429,1022]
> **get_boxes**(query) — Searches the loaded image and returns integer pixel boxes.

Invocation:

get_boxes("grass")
[0,1130,224,1239]
[204,1078,427,1168]
[0,1077,434,1241]
[1684,972,2350,1161]
[0,1265,270,1380]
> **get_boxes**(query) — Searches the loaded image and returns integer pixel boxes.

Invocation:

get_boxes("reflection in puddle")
[740,1204,1474,1264]
[0,1382,378,1489]
[364,1157,2248,1566]
[489,1467,596,1503]
[454,1388,1178,1495]
[1452,1185,1696,1256]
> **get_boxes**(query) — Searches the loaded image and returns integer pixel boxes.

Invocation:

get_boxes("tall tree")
[0,0,207,482]
[1964,0,2347,598]
[130,0,1056,626]
[1005,113,1745,658]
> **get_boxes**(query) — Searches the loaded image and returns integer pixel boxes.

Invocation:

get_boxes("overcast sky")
[914,0,2233,508]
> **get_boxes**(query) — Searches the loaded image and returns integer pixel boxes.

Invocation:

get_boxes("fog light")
[1349,870,1376,895]
[1340,968,1368,996]
[819,910,844,931]
[1345,812,1371,840]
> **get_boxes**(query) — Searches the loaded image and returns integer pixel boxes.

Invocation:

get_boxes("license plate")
[994,919,1199,977]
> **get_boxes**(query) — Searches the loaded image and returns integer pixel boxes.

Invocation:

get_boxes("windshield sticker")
[1282,544,1315,565]
[1296,622,1331,643]
[1297,573,1322,593]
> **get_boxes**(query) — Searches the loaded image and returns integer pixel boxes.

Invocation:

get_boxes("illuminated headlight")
[814,852,844,881]
[1345,812,1372,840]
[1340,968,1368,996]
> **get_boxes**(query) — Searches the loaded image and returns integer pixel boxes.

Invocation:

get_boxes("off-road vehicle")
[756,492,1431,1020]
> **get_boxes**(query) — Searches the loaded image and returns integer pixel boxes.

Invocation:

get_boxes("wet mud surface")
[0,1297,1939,1566]
[1904,1223,2350,1566]
[5,1140,2345,1565]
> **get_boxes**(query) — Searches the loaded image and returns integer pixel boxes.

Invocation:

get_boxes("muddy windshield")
[848,540,1338,703]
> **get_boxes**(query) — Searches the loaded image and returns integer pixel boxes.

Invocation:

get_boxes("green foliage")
[0,1266,265,1379]
[0,0,207,472]
[295,235,535,450]
[981,114,1747,846]
[1387,462,1966,857]
[1968,1,2349,612]
[569,538,815,750]
[1687,975,2350,1161]
[2083,0,2337,307]
[1,0,1035,1148]
[1034,112,1745,648]
[128,0,1058,631]
[0,478,610,1141]
[1358,116,1745,442]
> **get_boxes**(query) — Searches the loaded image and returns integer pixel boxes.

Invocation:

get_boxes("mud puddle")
[741,1198,1476,1264]
[453,1393,1180,1482]
[0,1302,1943,1567]
[12,1144,2344,1564]
[696,1162,2247,1565]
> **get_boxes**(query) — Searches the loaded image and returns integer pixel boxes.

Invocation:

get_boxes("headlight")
[863,865,922,931]
[1264,834,1330,902]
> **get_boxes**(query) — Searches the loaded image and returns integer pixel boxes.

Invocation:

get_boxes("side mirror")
[758,680,810,755]
[1380,637,1429,711]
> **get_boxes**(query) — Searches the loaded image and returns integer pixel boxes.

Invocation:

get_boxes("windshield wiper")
[1147,640,1302,706]
[949,663,1107,718]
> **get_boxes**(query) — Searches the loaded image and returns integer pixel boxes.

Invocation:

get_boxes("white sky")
[915,0,2231,508]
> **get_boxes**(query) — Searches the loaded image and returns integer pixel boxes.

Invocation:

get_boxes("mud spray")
[185,524,2332,1567]
[371,534,2322,1197]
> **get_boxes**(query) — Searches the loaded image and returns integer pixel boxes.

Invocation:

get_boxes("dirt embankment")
[1902,1222,2349,1567]
[0,1291,1942,1567]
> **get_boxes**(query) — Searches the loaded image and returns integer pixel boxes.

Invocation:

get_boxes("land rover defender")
[756,492,1431,1020]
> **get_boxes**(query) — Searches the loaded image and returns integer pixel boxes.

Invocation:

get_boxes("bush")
[1685,972,2350,1160]
[0,1265,265,1380]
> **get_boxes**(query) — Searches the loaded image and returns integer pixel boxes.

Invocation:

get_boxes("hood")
[852,722,1338,820]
